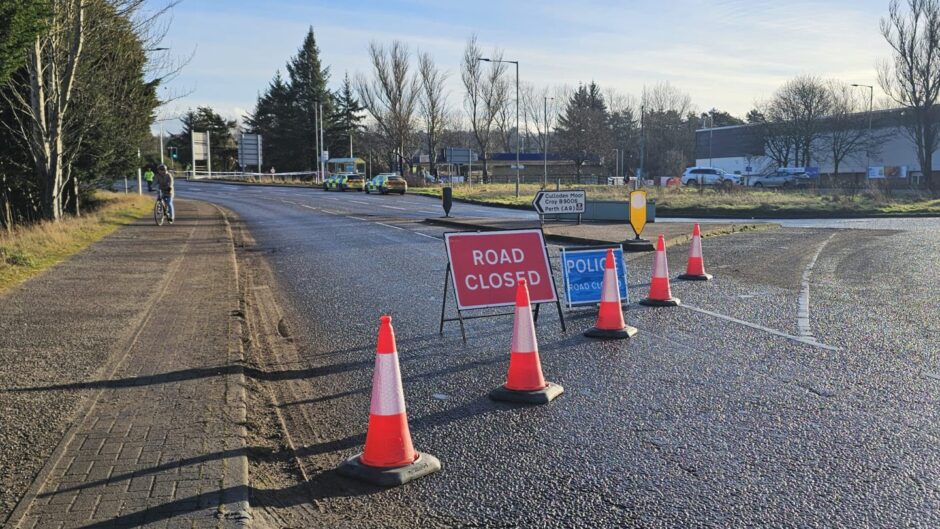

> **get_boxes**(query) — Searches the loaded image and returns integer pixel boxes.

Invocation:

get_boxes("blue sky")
[156,0,891,132]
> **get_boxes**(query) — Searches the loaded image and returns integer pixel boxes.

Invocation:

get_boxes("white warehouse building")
[695,108,937,186]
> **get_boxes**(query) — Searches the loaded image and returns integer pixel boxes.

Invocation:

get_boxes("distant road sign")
[532,190,586,215]
[445,147,478,165]
[444,229,557,310]
[237,133,262,167]
[192,132,209,162]
[561,247,628,307]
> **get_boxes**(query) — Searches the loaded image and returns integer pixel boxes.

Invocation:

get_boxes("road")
[178,180,940,528]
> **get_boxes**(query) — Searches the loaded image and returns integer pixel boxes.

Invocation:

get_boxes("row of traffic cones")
[339,225,713,487]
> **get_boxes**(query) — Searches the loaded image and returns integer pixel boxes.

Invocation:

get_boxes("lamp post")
[543,96,553,188]
[851,83,874,177]
[480,57,520,197]
[612,148,620,180]
[638,105,645,190]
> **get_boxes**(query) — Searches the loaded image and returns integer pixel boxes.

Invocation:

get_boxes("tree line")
[0,0,171,229]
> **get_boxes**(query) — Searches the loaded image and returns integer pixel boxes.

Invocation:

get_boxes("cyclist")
[154,164,175,224]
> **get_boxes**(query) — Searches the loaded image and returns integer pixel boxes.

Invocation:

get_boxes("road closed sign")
[444,229,558,309]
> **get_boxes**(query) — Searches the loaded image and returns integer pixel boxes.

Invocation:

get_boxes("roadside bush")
[0,247,34,267]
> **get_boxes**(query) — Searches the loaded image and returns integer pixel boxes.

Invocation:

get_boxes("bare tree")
[2,0,177,221]
[417,51,449,177]
[824,81,872,189]
[521,83,566,155]
[461,35,506,180]
[879,0,940,194]
[356,40,420,179]
[757,76,832,169]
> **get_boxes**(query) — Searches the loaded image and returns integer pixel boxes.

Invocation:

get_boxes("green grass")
[0,192,152,294]
[411,183,940,217]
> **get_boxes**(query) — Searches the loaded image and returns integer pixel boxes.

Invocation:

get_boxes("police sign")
[561,247,628,307]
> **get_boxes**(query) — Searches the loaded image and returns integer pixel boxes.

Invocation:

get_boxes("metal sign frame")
[440,229,566,342]
[560,246,629,309]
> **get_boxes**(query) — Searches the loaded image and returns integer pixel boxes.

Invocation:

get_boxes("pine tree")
[245,71,294,171]
[285,27,337,170]
[555,82,611,180]
[330,73,365,158]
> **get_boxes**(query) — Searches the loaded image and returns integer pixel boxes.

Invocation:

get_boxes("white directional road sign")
[532,190,586,215]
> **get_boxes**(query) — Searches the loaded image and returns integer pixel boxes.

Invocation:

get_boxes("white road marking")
[375,222,406,231]
[681,303,839,351]
[382,205,407,210]
[414,231,442,240]
[798,233,836,339]
[300,205,317,210]
[347,216,367,221]
[348,199,369,205]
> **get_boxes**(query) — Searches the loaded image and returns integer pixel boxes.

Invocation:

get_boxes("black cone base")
[583,325,639,340]
[678,273,712,281]
[639,297,681,307]
[489,382,564,404]
[623,239,655,252]
[338,452,441,487]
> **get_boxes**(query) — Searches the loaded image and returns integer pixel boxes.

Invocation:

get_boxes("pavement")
[0,200,250,528]
[173,181,940,528]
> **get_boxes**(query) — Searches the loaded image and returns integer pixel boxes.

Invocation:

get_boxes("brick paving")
[5,201,250,528]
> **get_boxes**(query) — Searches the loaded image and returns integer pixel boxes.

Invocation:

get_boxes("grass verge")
[410,183,940,217]
[0,192,152,294]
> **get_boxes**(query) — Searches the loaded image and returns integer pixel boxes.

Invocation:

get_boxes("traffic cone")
[640,235,681,307]
[584,248,638,339]
[489,279,564,404]
[678,224,713,281]
[338,315,441,486]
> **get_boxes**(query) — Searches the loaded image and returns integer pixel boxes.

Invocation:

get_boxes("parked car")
[326,173,350,191]
[749,170,813,188]
[341,173,367,191]
[365,173,408,195]
[322,174,338,191]
[682,167,741,187]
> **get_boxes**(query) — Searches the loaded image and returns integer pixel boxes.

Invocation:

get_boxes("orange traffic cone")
[489,279,564,404]
[584,248,638,339]
[640,235,681,307]
[678,224,712,281]
[338,315,441,486]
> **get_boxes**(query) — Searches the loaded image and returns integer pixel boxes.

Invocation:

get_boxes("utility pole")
[638,105,645,190]
[544,96,553,188]
[314,102,320,181]
[480,57,520,197]
[319,101,326,180]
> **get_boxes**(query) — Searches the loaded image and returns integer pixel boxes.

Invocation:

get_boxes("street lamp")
[480,57,520,197]
[543,96,553,188]
[851,83,874,177]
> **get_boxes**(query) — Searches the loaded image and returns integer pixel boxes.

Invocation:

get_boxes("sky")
[154,0,893,133]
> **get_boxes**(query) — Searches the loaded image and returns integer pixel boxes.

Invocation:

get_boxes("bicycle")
[153,191,171,226]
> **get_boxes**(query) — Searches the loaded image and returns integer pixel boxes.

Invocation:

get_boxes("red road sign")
[444,229,557,310]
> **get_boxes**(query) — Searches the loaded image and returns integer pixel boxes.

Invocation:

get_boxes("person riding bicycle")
[154,164,175,224]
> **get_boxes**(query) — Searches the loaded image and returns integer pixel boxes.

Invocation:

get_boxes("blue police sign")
[561,247,628,307]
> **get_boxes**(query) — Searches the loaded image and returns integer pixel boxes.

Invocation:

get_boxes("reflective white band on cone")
[653,251,669,278]
[511,306,538,354]
[690,236,703,258]
[601,267,620,302]
[370,352,407,416]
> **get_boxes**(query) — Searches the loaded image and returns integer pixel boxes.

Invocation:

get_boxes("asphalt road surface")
[178,180,940,528]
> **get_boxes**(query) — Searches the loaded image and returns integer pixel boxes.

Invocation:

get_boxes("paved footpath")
[2,200,250,528]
